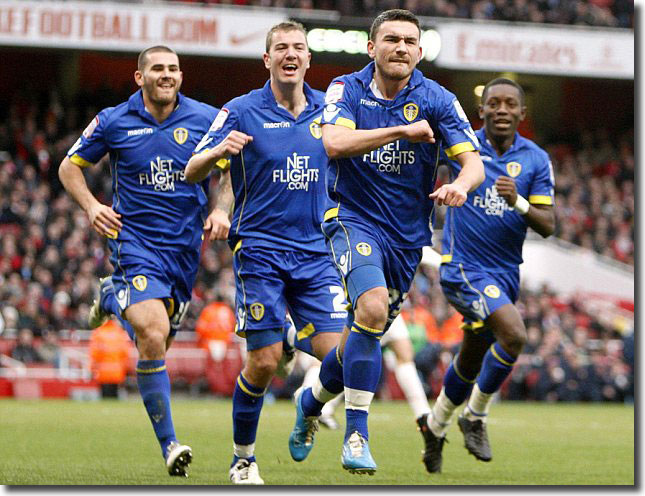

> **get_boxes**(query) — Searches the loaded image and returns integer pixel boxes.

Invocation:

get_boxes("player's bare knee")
[457,336,487,376]
[247,344,282,384]
[498,324,527,358]
[247,355,278,383]
[355,289,389,329]
[136,329,168,359]
[456,356,481,381]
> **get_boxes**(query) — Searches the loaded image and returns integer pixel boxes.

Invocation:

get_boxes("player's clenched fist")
[214,130,253,157]
[429,182,468,207]
[402,119,435,144]
[494,176,518,206]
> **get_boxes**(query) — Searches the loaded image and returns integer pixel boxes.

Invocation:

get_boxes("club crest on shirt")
[173,127,188,145]
[356,242,372,256]
[250,303,265,321]
[484,285,501,298]
[403,103,419,122]
[506,161,522,178]
[309,117,322,139]
[132,275,147,291]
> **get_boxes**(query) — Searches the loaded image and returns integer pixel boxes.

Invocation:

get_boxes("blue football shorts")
[232,242,347,352]
[108,237,199,338]
[321,213,422,331]
[439,261,519,334]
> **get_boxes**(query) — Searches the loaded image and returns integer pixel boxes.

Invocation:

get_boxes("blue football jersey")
[194,81,329,254]
[67,90,219,251]
[321,62,480,249]
[442,128,555,271]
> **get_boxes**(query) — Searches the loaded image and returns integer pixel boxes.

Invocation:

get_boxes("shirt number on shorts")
[329,286,347,312]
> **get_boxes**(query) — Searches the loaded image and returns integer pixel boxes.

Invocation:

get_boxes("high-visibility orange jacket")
[195,302,235,350]
[89,320,131,384]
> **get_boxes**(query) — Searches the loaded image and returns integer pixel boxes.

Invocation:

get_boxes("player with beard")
[288,9,485,475]
[58,46,220,478]
[422,78,555,472]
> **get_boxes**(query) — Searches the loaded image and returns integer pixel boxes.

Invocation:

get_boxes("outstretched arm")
[322,120,435,159]
[58,156,122,238]
[430,151,485,207]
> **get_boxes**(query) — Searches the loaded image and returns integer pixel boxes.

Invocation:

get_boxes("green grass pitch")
[0,398,633,485]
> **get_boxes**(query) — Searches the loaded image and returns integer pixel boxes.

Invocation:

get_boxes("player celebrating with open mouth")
[186,22,347,485]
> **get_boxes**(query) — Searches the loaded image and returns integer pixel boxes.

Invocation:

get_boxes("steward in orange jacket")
[89,319,131,398]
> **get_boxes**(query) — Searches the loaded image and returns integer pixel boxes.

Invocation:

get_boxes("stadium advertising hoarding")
[302,20,632,80]
[0,0,286,57]
[307,27,442,63]
[435,21,633,80]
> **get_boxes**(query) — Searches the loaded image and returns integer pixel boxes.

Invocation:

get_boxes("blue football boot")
[288,387,319,461]
[341,431,377,475]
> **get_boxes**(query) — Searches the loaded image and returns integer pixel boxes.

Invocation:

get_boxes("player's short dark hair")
[369,9,420,41]
[265,21,308,52]
[482,78,525,106]
[137,46,178,71]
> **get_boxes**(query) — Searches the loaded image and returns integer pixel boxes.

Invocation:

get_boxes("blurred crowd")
[0,86,633,402]
[177,0,633,28]
[546,129,634,265]
[402,266,634,403]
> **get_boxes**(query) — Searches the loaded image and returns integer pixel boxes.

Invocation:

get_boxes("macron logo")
[360,98,380,107]
[263,122,291,129]
[128,128,153,136]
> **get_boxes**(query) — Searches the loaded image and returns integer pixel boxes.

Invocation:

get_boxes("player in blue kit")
[289,9,485,475]
[422,78,556,472]
[185,22,346,484]
[58,46,220,478]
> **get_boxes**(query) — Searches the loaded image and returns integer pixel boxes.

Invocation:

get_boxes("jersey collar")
[260,80,321,113]
[128,89,185,122]
[479,128,524,156]
[357,61,424,94]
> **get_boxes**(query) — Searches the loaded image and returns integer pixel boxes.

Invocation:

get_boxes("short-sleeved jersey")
[321,62,480,249]
[194,80,329,254]
[441,128,555,271]
[67,90,218,252]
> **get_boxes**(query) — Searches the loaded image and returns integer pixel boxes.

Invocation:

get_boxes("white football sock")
[345,387,374,412]
[464,384,493,421]
[429,387,458,437]
[394,361,430,419]
[233,442,255,459]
